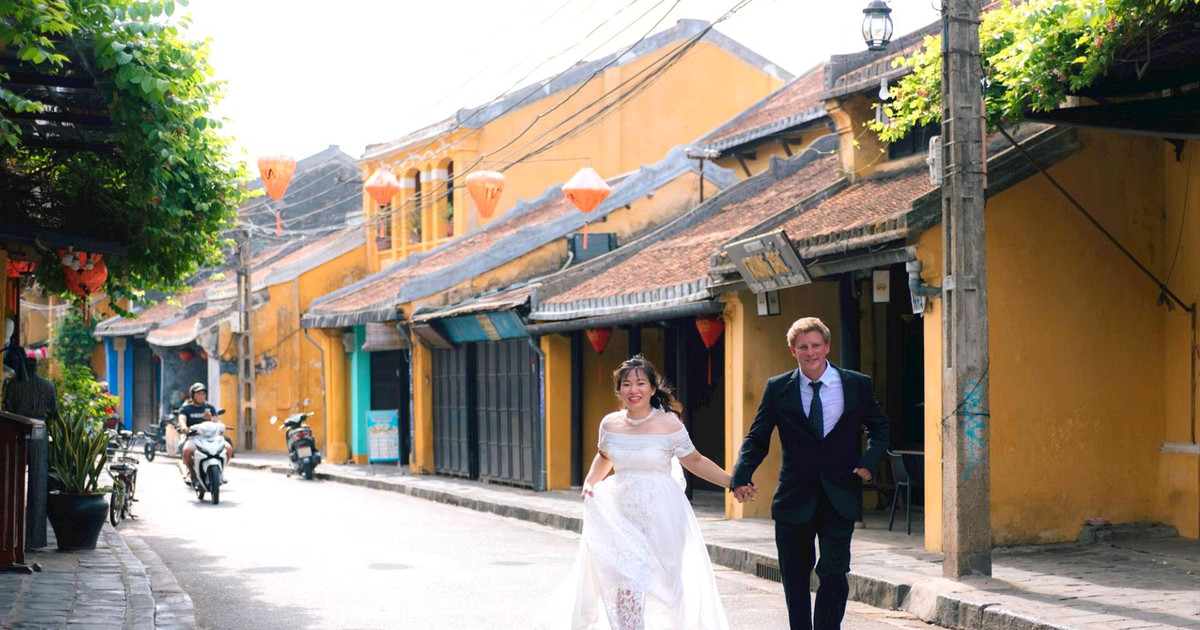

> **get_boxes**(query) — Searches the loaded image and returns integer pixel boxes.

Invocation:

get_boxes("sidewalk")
[0,524,196,630]
[233,452,1200,630]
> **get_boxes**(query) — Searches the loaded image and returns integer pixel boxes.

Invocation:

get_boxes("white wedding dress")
[539,410,729,629]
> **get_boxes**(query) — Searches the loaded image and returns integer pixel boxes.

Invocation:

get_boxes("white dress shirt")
[799,361,844,437]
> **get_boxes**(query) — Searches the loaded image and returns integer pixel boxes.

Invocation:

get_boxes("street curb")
[122,530,198,630]
[103,527,156,630]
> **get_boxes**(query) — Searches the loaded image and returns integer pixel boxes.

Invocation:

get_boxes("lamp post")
[861,0,894,52]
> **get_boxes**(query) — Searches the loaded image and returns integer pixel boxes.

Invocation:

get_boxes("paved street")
[124,457,937,630]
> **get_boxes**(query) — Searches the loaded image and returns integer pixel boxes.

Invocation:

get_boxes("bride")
[540,355,748,629]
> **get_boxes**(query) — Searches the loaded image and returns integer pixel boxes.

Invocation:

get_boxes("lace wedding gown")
[539,410,729,630]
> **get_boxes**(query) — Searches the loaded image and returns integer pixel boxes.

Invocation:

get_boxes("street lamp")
[862,0,894,52]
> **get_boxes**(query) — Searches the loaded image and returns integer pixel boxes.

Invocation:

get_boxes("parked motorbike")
[269,399,321,480]
[182,409,228,505]
[143,407,181,462]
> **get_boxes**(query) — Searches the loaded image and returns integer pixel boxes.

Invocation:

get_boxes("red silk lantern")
[62,252,108,300]
[586,327,613,384]
[178,348,196,363]
[465,171,505,220]
[364,168,401,207]
[199,348,209,360]
[562,167,611,249]
[695,315,725,385]
[5,260,34,313]
[257,154,296,201]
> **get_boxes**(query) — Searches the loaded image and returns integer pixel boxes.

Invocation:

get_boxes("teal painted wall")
[349,325,370,457]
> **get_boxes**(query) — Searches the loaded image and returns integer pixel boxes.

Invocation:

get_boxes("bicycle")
[106,430,141,527]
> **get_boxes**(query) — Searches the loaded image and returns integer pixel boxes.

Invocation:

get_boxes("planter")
[47,493,108,551]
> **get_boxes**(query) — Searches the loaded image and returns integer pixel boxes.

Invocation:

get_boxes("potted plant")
[443,201,455,238]
[408,211,423,244]
[45,366,115,550]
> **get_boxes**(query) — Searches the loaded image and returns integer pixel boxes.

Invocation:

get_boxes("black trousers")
[774,492,855,630]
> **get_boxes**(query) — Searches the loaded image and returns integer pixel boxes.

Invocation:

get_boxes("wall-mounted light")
[862,0,894,52]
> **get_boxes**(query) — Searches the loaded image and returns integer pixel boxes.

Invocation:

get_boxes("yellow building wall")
[363,41,784,274]
[1159,139,1200,537]
[405,173,706,316]
[714,127,833,179]
[723,283,842,519]
[915,227,945,552]
[251,247,366,453]
[410,338,434,474]
[919,130,1198,545]
[581,330,630,468]
[542,334,572,490]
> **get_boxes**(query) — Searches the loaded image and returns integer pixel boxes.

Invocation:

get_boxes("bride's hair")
[612,354,683,415]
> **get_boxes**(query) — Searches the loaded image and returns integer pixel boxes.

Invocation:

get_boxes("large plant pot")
[47,493,108,551]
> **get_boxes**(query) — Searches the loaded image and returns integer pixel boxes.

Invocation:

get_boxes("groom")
[731,317,889,630]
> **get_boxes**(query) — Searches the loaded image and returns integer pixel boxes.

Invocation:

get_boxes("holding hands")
[730,484,757,503]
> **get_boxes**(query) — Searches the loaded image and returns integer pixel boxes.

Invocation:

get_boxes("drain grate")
[755,561,782,583]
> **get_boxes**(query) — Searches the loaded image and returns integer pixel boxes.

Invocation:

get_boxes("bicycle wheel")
[109,481,123,527]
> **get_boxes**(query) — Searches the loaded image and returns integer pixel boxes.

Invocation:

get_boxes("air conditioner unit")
[568,233,617,263]
[927,135,943,186]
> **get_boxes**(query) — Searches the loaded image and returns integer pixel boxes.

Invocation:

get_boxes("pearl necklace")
[624,408,656,427]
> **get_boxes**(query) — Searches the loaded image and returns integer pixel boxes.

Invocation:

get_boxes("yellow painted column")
[319,329,351,463]
[410,338,434,474]
[542,334,572,490]
[724,293,751,519]
[916,233,945,552]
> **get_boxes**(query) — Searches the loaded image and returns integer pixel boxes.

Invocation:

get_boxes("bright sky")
[181,0,941,164]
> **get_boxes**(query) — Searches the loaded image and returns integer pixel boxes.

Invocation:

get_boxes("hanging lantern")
[62,252,108,300]
[258,154,296,236]
[861,0,894,52]
[6,260,34,313]
[199,348,209,361]
[695,315,725,385]
[465,171,505,220]
[364,167,402,207]
[257,154,297,200]
[178,348,196,363]
[586,327,613,384]
[562,167,611,249]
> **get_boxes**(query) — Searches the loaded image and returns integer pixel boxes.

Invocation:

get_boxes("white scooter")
[179,410,228,505]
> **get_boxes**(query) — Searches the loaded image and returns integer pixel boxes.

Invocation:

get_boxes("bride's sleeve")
[668,428,696,458]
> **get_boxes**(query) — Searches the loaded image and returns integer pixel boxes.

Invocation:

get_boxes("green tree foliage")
[51,308,97,368]
[870,0,1200,143]
[0,0,249,309]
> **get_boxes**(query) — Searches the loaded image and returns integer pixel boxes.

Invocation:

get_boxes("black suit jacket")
[731,364,889,523]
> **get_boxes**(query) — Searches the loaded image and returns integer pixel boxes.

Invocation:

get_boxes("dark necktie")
[809,381,824,439]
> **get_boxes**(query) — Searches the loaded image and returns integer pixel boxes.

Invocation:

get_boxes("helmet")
[189,382,208,396]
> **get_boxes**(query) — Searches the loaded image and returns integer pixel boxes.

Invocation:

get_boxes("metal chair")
[887,450,918,535]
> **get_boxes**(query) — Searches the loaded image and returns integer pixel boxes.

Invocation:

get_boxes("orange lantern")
[178,348,196,363]
[62,252,108,300]
[586,327,614,384]
[257,154,296,201]
[562,167,611,249]
[258,154,297,235]
[364,168,401,207]
[465,171,505,220]
[695,315,725,385]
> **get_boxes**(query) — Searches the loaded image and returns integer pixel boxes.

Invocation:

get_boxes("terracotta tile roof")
[781,165,935,255]
[302,196,576,326]
[538,152,841,313]
[144,305,228,347]
[699,64,827,151]
[94,276,217,337]
[304,145,736,328]
[207,229,362,299]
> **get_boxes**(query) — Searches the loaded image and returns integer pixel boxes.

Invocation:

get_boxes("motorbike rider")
[179,383,232,481]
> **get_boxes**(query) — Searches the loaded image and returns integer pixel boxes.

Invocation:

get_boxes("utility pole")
[236,226,256,451]
[940,0,991,578]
